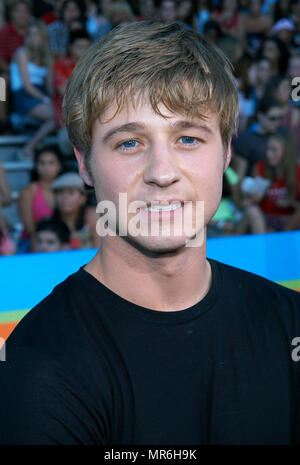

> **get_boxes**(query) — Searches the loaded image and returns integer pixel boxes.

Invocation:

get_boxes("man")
[0,21,300,445]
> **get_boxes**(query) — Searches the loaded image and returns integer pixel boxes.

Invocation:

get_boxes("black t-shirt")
[1,258,300,445]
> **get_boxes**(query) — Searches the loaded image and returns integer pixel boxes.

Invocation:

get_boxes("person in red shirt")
[53,29,90,157]
[0,0,31,126]
[255,132,300,231]
[53,29,91,127]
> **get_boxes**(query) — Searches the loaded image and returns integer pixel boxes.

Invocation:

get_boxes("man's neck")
[85,233,212,312]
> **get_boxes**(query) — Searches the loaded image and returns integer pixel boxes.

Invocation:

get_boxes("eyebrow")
[101,120,214,144]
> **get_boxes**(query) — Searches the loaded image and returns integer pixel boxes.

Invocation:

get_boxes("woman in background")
[255,132,300,231]
[18,145,64,251]
[10,20,56,159]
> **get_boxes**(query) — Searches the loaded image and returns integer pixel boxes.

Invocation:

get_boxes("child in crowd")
[50,171,100,249]
[34,218,71,252]
[18,145,64,252]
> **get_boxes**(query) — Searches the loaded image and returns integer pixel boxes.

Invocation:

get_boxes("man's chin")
[123,232,204,255]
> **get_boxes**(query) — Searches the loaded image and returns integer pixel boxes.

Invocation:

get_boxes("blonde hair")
[25,20,52,68]
[63,21,239,160]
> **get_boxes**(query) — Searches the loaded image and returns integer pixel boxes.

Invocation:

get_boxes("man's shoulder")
[6,268,92,351]
[212,258,300,308]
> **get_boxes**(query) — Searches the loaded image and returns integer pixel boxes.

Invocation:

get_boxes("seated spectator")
[254,132,300,231]
[248,57,272,110]
[234,53,257,133]
[243,0,272,56]
[210,0,245,41]
[203,19,222,45]
[34,218,71,252]
[10,20,56,159]
[0,0,31,74]
[176,0,198,30]
[270,18,296,52]
[207,165,266,237]
[86,0,113,41]
[53,29,91,128]
[231,96,287,179]
[0,161,15,255]
[137,0,156,22]
[54,29,91,158]
[48,0,86,59]
[259,36,289,76]
[157,0,177,23]
[18,145,64,252]
[0,0,31,130]
[32,0,61,25]
[106,1,135,28]
[262,74,300,159]
[51,172,100,249]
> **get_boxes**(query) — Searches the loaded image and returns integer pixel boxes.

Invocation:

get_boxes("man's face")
[258,106,285,134]
[77,100,230,254]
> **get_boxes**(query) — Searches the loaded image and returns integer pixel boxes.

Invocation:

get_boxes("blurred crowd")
[0,0,300,255]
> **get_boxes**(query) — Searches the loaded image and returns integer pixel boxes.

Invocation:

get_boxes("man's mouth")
[143,201,183,212]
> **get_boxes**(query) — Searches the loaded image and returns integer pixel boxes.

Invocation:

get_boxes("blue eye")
[179,136,199,145]
[118,139,140,151]
[122,140,137,148]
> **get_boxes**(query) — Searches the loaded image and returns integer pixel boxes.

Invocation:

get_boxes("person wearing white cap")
[51,171,100,249]
[270,18,296,46]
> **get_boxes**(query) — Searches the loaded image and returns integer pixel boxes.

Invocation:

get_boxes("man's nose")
[143,142,181,188]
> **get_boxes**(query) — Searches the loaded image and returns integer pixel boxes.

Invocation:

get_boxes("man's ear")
[74,146,94,187]
[224,138,232,172]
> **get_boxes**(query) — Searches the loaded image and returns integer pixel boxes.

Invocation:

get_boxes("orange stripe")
[0,322,19,341]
